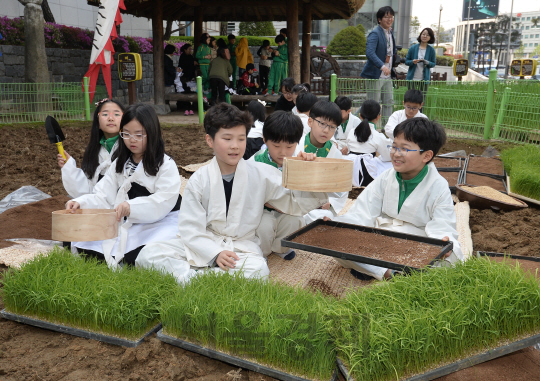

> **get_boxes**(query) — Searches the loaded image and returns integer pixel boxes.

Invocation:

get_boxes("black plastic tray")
[337,330,540,380]
[156,329,337,381]
[465,155,506,179]
[477,251,540,263]
[1,309,161,347]
[433,156,463,172]
[461,171,507,193]
[281,220,453,273]
[438,169,463,194]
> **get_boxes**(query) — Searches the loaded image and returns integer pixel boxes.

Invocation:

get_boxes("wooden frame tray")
[506,176,540,206]
[282,157,353,192]
[281,219,453,273]
[432,156,463,172]
[465,155,506,179]
[455,184,527,211]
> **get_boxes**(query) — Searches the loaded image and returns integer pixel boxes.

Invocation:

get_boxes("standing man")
[361,6,397,126]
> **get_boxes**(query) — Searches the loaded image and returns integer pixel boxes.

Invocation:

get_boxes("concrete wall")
[0,45,155,104]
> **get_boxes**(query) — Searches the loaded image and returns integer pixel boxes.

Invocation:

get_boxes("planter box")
[432,156,464,172]
[465,155,506,179]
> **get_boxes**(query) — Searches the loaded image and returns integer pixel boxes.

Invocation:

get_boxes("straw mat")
[181,159,212,173]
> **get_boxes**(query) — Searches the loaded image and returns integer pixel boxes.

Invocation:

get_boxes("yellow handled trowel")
[45,116,67,161]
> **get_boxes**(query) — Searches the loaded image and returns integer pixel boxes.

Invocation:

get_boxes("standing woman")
[405,27,436,105]
[195,33,212,90]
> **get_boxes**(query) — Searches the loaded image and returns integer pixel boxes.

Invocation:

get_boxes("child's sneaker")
[350,269,375,281]
[271,91,275,96]
[184,110,189,116]
[189,110,194,115]
[262,89,268,95]
[203,96,209,104]
[275,249,296,261]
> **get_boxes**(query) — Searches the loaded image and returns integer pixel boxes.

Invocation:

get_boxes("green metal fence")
[331,70,540,144]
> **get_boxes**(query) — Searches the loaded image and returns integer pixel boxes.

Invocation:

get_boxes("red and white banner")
[83,0,126,102]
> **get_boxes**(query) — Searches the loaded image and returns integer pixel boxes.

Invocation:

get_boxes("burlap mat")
[181,159,212,173]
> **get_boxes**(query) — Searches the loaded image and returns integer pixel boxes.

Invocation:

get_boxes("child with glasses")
[57,98,125,198]
[332,117,463,281]
[273,77,296,112]
[295,100,349,223]
[65,104,182,269]
[384,89,428,140]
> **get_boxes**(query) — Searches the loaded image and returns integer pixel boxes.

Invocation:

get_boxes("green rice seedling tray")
[156,329,338,381]
[336,328,540,381]
[465,155,506,179]
[433,156,464,172]
[281,220,453,274]
[1,309,161,347]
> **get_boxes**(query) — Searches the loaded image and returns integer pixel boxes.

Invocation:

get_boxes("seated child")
[334,117,463,281]
[238,63,261,95]
[333,96,361,155]
[65,103,182,269]
[384,89,428,140]
[290,83,310,115]
[295,92,318,136]
[58,99,125,198]
[135,103,335,283]
[244,99,267,160]
[346,99,392,187]
[267,34,288,95]
[251,111,305,260]
[295,100,349,223]
[273,77,296,111]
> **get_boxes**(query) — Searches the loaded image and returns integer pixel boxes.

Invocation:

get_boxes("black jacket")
[274,95,295,112]
[164,55,176,86]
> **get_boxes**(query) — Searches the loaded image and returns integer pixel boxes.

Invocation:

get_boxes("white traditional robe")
[135,157,332,282]
[384,109,428,140]
[334,113,361,151]
[61,140,119,198]
[71,155,181,269]
[334,163,463,280]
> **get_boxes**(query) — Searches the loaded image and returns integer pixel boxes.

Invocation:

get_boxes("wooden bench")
[164,93,281,104]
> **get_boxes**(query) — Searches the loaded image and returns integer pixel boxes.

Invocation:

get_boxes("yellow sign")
[118,53,142,82]
[510,59,522,76]
[521,59,537,76]
[453,59,469,77]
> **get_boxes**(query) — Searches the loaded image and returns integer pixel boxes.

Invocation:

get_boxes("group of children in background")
[57,85,463,284]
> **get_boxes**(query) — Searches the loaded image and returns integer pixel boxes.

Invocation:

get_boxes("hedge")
[398,48,454,67]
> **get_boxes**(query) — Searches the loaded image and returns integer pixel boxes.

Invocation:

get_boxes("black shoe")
[350,269,375,281]
[283,250,296,260]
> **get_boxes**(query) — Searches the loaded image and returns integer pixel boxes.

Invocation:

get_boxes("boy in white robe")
[135,103,334,283]
[333,96,361,155]
[332,117,463,281]
[294,100,349,224]
[250,111,305,260]
[384,89,428,140]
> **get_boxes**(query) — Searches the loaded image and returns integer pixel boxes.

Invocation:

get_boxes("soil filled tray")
[477,251,540,280]
[439,171,461,192]
[433,156,462,171]
[156,330,337,381]
[466,156,505,177]
[281,220,452,273]
[462,173,506,192]
[0,309,161,347]
[337,329,540,381]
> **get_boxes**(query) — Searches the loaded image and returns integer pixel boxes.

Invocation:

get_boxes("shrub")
[326,26,366,56]
[355,23,366,36]
[239,21,276,37]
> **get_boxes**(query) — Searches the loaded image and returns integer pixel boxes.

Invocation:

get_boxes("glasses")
[383,15,394,20]
[313,118,337,132]
[404,106,420,111]
[99,112,123,118]
[387,145,425,156]
[120,132,147,141]
[282,91,292,96]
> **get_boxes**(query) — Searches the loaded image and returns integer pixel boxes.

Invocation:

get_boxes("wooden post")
[128,82,137,105]
[301,1,312,84]
[194,7,203,53]
[287,0,300,83]
[152,0,165,105]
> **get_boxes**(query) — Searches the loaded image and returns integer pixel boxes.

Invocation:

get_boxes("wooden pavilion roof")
[106,0,366,22]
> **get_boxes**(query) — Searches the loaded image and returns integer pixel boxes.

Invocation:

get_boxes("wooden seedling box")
[52,209,118,242]
[282,157,353,192]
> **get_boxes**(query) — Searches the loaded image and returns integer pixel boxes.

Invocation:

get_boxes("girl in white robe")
[65,103,182,269]
[333,96,361,155]
[57,99,125,198]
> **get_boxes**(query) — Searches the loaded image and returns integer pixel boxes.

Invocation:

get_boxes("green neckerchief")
[304,133,333,158]
[99,134,119,153]
[395,164,429,213]
[340,119,349,133]
[254,149,279,170]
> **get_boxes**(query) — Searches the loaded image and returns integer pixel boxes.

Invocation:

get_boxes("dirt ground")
[0,124,539,380]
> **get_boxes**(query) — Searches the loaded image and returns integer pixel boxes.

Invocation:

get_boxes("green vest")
[99,135,119,153]
[303,133,333,158]
[395,164,429,213]
[254,149,279,170]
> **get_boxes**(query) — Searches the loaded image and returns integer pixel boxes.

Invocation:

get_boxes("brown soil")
[467,156,504,176]
[433,157,461,169]
[486,255,540,280]
[439,139,519,157]
[440,172,460,187]
[292,225,443,268]
[463,174,506,192]
[470,208,540,257]
[348,187,364,200]
[0,124,213,198]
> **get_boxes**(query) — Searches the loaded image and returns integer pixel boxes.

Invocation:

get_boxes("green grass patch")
[327,258,540,381]
[501,145,540,200]
[1,248,178,340]
[160,272,337,380]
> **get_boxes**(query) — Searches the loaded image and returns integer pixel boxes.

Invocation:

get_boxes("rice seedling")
[325,258,540,381]
[501,145,540,200]
[160,272,338,380]
[2,247,178,339]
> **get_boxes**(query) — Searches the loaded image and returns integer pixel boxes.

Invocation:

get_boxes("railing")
[330,70,540,144]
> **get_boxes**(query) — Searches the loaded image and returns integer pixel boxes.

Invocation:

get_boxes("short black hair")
[217,38,227,49]
[180,43,192,53]
[309,100,342,126]
[355,99,381,143]
[228,34,236,40]
[280,77,296,93]
[291,83,310,95]
[417,28,436,44]
[216,47,227,59]
[246,100,266,123]
[262,39,270,47]
[393,118,446,162]
[199,33,209,44]
[246,63,255,71]
[334,95,352,111]
[204,103,253,139]
[263,111,303,144]
[296,93,318,113]
[280,28,287,36]
[376,6,394,24]
[164,44,176,55]
[275,34,285,43]
[403,89,423,105]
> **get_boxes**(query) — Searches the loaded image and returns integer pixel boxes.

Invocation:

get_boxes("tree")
[532,17,540,28]
[326,26,366,56]
[515,44,525,58]
[356,23,365,36]
[238,22,276,36]
[430,23,452,44]
[41,0,55,23]
[164,19,193,40]
[410,16,421,40]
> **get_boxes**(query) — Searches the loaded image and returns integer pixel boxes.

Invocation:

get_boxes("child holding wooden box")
[332,117,463,280]
[135,103,335,283]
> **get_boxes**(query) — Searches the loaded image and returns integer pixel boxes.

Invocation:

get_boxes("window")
[536,34,540,38]
[526,26,530,30]
[535,43,539,47]
[527,17,531,21]
[529,43,534,47]
[525,35,529,38]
